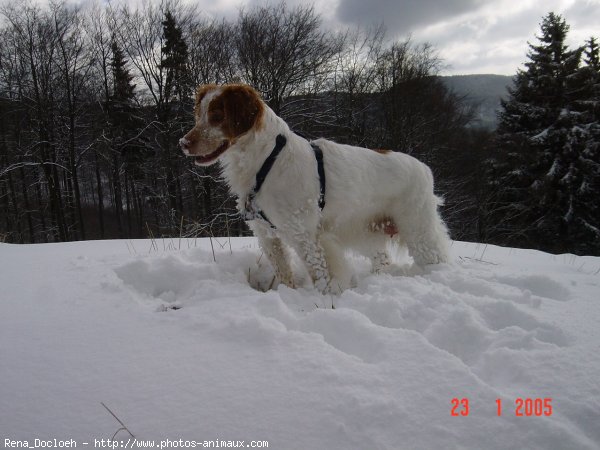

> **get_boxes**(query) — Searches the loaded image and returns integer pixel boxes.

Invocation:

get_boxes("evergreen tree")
[111,40,136,106]
[108,39,144,237]
[108,38,138,146]
[584,37,599,69]
[493,13,600,254]
[107,42,136,132]
[576,38,600,114]
[564,37,600,252]
[157,10,190,231]
[161,10,189,106]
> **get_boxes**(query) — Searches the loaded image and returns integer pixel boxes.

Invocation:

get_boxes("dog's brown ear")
[220,84,264,138]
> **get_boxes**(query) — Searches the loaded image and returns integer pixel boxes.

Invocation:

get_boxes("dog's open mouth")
[194,140,230,165]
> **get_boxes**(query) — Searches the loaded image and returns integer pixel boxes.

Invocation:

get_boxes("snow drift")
[1,238,599,449]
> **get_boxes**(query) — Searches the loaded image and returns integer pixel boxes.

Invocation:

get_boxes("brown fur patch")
[218,84,264,139]
[207,95,225,126]
[371,148,391,154]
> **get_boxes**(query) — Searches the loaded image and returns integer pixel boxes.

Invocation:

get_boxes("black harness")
[243,134,326,228]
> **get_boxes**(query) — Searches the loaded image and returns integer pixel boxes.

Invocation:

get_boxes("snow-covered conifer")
[492,13,599,254]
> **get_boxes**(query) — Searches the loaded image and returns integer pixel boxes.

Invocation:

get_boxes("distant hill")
[440,74,514,129]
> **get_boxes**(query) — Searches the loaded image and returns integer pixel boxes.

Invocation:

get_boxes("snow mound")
[1,238,599,449]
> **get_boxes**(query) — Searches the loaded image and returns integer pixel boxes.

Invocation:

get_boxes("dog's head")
[179,84,264,166]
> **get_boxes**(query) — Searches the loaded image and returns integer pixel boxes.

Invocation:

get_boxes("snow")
[532,127,550,141]
[1,238,600,449]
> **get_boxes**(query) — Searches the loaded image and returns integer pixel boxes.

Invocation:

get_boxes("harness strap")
[243,135,287,228]
[254,134,287,194]
[244,134,326,229]
[311,143,326,210]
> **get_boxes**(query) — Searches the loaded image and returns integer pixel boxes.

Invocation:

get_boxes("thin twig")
[179,215,184,250]
[268,275,276,291]
[101,402,135,439]
[461,256,498,265]
[145,223,158,252]
[209,236,216,263]
[478,244,489,261]
[226,214,232,255]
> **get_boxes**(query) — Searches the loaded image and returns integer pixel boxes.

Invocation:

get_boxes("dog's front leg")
[294,232,335,294]
[256,232,295,288]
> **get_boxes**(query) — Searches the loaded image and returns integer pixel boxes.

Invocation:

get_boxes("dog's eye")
[208,109,224,124]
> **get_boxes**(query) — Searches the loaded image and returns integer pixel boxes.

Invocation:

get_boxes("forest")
[0,2,598,255]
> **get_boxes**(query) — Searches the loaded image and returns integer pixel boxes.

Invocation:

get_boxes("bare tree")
[111,0,197,233]
[187,17,236,86]
[51,2,95,240]
[0,0,483,244]
[331,24,385,145]
[84,4,114,238]
[234,3,343,116]
[375,38,472,159]
[1,2,68,241]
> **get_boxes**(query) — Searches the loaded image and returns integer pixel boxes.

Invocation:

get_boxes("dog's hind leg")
[353,220,397,273]
[398,196,450,266]
[320,233,355,290]
[353,233,392,273]
[370,250,392,273]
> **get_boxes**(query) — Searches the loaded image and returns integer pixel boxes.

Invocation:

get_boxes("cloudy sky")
[204,0,600,75]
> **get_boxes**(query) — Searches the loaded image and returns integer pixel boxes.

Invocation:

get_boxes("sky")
[201,0,600,76]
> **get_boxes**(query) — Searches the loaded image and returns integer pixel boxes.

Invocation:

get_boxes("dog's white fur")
[180,84,450,294]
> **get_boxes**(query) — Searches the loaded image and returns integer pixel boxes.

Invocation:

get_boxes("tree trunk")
[7,171,22,243]
[19,166,35,242]
[68,112,85,240]
[125,170,132,238]
[94,150,105,238]
[112,153,123,238]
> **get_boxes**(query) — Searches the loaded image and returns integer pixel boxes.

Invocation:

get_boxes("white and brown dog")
[180,84,450,294]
